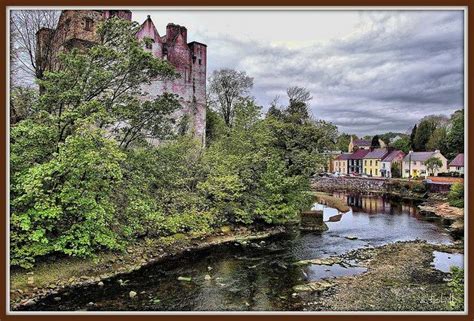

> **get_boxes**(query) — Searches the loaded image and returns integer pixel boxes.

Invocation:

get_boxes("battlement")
[36,10,207,144]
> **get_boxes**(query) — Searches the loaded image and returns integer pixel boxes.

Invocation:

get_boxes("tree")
[286,86,312,105]
[11,126,126,268]
[10,86,38,124]
[413,119,436,151]
[36,18,178,149]
[371,135,381,149]
[391,162,402,178]
[446,109,464,159]
[391,136,410,154]
[424,157,443,176]
[448,183,464,208]
[426,126,448,155]
[413,115,448,151]
[208,68,254,127]
[205,105,227,146]
[10,10,60,82]
[409,124,417,150]
[336,133,352,152]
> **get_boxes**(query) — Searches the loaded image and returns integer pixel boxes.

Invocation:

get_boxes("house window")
[84,18,93,31]
[370,160,372,166]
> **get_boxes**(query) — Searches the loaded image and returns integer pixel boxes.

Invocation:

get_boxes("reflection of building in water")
[331,192,419,216]
[401,203,419,216]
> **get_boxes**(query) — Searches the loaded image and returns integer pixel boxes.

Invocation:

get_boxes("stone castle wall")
[36,10,206,144]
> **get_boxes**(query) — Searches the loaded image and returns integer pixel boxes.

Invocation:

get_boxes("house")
[349,137,371,152]
[402,150,448,178]
[333,153,351,174]
[347,149,370,174]
[449,153,464,174]
[363,149,389,177]
[323,150,343,173]
[349,136,387,152]
[390,135,402,143]
[380,150,405,178]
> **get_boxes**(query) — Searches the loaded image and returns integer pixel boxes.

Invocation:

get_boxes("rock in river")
[293,280,335,293]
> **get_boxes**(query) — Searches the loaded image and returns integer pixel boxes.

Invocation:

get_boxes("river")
[20,193,460,311]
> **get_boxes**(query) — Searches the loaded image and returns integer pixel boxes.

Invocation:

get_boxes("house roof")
[353,139,371,146]
[363,148,389,159]
[335,153,352,161]
[348,149,370,160]
[382,150,405,162]
[449,153,464,167]
[402,152,436,162]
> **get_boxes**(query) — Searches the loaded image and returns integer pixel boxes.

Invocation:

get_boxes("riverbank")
[10,225,287,309]
[292,240,464,311]
[418,196,464,237]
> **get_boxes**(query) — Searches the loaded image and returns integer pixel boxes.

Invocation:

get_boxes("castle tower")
[37,10,207,144]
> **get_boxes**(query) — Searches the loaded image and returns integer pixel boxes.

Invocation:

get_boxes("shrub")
[448,183,464,208]
[448,266,464,311]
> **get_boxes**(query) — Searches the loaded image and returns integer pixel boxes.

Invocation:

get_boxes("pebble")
[129,291,137,298]
[98,281,104,287]
[204,274,212,280]
[53,296,61,302]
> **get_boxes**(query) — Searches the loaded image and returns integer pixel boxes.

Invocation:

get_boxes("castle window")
[84,18,93,31]
[198,58,202,65]
[192,55,196,64]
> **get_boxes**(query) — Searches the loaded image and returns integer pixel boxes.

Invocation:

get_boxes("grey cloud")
[202,10,464,136]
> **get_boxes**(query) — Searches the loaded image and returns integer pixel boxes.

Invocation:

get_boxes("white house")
[402,150,448,178]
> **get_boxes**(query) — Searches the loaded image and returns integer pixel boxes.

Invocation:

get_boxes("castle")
[36,10,207,144]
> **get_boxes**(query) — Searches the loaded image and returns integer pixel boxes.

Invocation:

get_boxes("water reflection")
[333,192,419,216]
[22,193,455,312]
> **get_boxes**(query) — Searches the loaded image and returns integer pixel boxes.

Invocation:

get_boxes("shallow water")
[21,193,455,311]
[431,251,464,273]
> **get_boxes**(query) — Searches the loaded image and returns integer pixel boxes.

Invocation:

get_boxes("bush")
[10,127,126,268]
[448,183,464,208]
[411,182,427,193]
[448,266,464,311]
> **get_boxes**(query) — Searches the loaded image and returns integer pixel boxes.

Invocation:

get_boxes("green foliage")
[9,23,339,269]
[424,157,443,175]
[10,86,38,124]
[413,118,438,151]
[391,162,402,178]
[11,127,126,268]
[336,133,351,152]
[448,183,464,208]
[410,181,427,194]
[391,136,410,154]
[446,109,464,159]
[447,266,464,311]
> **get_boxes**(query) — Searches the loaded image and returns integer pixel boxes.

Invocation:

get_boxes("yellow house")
[363,149,389,177]
[333,153,351,174]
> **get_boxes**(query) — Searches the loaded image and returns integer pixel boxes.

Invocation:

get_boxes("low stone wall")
[311,177,388,193]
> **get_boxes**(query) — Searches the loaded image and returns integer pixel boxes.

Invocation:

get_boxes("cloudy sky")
[133,9,464,136]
